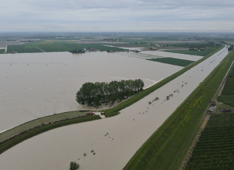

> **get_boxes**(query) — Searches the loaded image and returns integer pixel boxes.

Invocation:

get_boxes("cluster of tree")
[70,49,85,54]
[76,79,144,106]
[228,45,234,51]
[70,162,79,170]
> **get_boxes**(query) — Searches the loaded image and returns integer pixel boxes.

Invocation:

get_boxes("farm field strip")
[0,49,5,53]
[0,47,228,170]
[186,113,234,170]
[147,57,194,67]
[217,61,234,107]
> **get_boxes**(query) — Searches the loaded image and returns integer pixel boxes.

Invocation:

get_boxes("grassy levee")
[0,110,88,144]
[104,46,224,117]
[123,50,234,170]
[0,115,100,155]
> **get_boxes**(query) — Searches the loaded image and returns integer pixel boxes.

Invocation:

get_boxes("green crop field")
[217,95,234,107]
[217,63,234,107]
[148,57,194,67]
[229,65,234,77]
[123,50,234,170]
[7,43,42,53]
[221,77,234,95]
[6,41,126,53]
[0,49,5,53]
[186,113,234,170]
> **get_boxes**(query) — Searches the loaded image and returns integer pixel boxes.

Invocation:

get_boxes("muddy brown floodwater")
[0,46,228,170]
[0,51,182,132]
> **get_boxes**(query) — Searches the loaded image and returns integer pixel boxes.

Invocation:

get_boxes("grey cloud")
[0,0,234,32]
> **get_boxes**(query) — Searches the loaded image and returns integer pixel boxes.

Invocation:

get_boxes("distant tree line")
[76,79,144,106]
[70,49,85,54]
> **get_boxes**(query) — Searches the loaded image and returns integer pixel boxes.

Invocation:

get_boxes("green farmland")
[217,95,234,107]
[186,113,234,170]
[7,43,42,53]
[217,62,234,107]
[123,51,234,170]
[6,41,125,53]
[221,77,234,95]
[0,49,5,53]
[148,57,194,67]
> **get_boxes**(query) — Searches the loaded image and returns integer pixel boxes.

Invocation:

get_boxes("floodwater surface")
[0,47,229,170]
[0,51,182,132]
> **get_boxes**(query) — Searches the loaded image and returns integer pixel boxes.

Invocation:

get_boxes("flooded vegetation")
[76,79,144,107]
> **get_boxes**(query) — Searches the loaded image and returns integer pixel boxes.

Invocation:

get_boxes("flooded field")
[0,47,228,170]
[141,50,203,61]
[0,52,182,132]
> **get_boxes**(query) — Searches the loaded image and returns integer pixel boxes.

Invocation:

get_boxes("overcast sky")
[1,0,234,32]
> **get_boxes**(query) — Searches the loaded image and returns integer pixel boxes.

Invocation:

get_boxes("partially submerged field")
[141,50,203,61]
[0,47,228,170]
[148,57,194,67]
[118,51,200,67]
